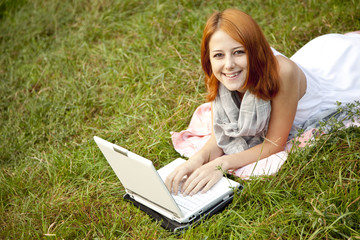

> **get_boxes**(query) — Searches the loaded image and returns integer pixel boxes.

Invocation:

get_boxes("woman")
[165,9,360,196]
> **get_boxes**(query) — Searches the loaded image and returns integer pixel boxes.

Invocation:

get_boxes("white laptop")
[93,136,240,224]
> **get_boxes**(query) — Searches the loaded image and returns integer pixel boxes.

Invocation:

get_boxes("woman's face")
[209,30,248,93]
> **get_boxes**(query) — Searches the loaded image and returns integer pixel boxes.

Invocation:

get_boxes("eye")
[234,50,245,55]
[213,53,224,58]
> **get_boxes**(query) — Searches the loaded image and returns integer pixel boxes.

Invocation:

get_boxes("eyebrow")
[211,46,245,52]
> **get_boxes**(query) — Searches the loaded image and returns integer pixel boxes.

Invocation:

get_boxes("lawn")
[1,0,359,239]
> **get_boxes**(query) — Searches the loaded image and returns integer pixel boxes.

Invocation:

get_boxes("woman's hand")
[181,157,227,196]
[165,156,203,195]
[165,126,225,195]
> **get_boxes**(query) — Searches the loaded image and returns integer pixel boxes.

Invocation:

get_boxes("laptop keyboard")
[172,189,216,214]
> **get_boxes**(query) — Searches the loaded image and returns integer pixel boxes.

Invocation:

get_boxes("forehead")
[209,30,243,51]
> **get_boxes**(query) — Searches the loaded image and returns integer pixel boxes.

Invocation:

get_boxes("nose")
[225,56,235,70]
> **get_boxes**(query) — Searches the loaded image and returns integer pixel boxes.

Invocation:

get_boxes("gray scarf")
[213,83,271,155]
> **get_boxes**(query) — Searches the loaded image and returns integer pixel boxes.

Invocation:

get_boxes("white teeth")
[225,72,240,78]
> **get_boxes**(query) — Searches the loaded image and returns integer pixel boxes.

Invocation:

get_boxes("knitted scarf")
[213,83,271,155]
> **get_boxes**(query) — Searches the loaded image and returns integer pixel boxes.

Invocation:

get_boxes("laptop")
[93,136,241,230]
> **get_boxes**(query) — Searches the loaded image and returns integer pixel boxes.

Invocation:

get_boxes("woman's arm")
[165,103,224,194]
[223,56,304,169]
[180,56,306,195]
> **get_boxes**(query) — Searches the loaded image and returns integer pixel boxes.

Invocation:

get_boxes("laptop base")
[123,192,236,233]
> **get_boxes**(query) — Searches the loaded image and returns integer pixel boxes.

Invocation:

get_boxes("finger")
[201,178,218,194]
[183,175,204,196]
[188,178,209,196]
[181,166,202,190]
[181,171,199,194]
[165,172,175,192]
[172,171,188,195]
[165,169,180,193]
[165,165,186,194]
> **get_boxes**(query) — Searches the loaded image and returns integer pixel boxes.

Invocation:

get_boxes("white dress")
[274,33,360,133]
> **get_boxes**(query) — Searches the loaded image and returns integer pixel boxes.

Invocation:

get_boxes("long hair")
[201,9,280,101]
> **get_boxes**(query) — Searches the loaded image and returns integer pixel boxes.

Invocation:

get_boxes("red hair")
[201,9,280,101]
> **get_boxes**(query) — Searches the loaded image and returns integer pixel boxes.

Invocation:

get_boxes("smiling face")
[209,30,248,93]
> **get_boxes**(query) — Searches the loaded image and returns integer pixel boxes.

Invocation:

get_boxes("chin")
[222,82,244,91]
[225,86,241,92]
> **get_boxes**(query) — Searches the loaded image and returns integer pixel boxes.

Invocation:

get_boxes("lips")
[223,71,242,78]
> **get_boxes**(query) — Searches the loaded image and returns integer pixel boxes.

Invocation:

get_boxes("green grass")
[1,0,360,239]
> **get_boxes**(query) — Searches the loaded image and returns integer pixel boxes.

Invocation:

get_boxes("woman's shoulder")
[275,55,306,100]
[276,55,297,77]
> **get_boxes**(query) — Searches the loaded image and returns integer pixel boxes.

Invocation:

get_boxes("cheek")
[236,57,248,67]
[210,60,221,74]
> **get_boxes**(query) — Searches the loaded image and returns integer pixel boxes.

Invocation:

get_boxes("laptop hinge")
[126,189,181,218]
[113,145,128,156]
